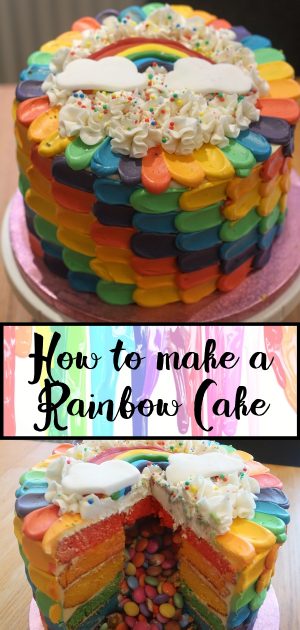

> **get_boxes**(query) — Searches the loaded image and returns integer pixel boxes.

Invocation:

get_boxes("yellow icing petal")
[134,286,180,307]
[38,131,72,157]
[180,278,217,304]
[94,246,132,264]
[223,186,261,220]
[26,166,52,201]
[162,151,205,187]
[136,274,176,289]
[235,450,254,462]
[258,182,282,216]
[57,228,96,257]
[258,61,294,82]
[29,564,61,600]
[17,146,32,173]
[194,144,234,181]
[25,189,58,225]
[90,259,136,284]
[192,10,216,23]
[28,107,60,144]
[230,518,276,552]
[267,79,300,99]
[171,4,194,17]
[234,550,269,593]
[216,531,256,572]
[56,207,96,233]
[179,180,229,211]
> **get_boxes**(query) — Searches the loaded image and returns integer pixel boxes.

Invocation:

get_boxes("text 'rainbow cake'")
[14,3,300,307]
[14,440,290,629]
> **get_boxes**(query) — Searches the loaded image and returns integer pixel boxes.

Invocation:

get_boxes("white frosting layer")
[45,443,259,535]
[42,5,267,157]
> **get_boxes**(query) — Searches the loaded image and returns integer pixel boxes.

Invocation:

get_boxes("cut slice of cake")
[14,441,289,629]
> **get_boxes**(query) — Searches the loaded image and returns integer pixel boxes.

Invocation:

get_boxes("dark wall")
[173,0,300,74]
[218,439,300,465]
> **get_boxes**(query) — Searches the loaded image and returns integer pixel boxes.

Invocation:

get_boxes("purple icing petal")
[16,80,44,102]
[231,26,252,41]
[255,487,290,509]
[221,244,258,274]
[95,8,119,22]
[250,116,291,145]
[93,200,135,227]
[178,245,220,272]
[253,246,272,270]
[52,156,96,193]
[131,233,178,258]
[15,492,49,518]
[283,126,295,157]
[118,156,142,185]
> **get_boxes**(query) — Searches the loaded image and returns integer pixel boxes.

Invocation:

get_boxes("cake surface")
[14,3,300,307]
[14,440,290,629]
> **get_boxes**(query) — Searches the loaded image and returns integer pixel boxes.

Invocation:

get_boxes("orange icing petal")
[23,504,60,541]
[246,460,270,476]
[162,151,205,187]
[215,531,256,572]
[142,146,171,194]
[28,107,60,144]
[72,16,102,31]
[52,443,73,456]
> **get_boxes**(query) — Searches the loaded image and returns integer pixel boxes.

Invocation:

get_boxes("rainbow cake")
[14,440,290,629]
[13,4,300,307]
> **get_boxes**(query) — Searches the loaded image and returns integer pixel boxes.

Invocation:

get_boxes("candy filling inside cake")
[14,3,300,307]
[14,441,290,629]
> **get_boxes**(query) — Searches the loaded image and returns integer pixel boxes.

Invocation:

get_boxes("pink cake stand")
[3,172,300,322]
[29,586,280,629]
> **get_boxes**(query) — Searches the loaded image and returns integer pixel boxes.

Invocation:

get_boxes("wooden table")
[0,84,300,322]
[0,440,299,630]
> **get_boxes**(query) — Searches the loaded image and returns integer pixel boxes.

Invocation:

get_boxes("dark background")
[173,0,300,74]
[0,0,300,83]
[218,439,300,465]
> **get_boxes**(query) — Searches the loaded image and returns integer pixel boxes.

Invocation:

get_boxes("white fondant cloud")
[56,56,147,91]
[165,58,253,95]
[62,459,141,495]
[166,452,244,484]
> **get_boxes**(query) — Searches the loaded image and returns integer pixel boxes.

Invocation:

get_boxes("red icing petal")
[23,504,60,541]
[257,98,300,124]
[17,96,50,128]
[72,17,101,31]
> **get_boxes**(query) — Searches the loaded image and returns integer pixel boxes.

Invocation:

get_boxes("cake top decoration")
[56,56,148,91]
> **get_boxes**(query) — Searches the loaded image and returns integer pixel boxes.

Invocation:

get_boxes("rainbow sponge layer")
[14,3,300,307]
[14,441,290,629]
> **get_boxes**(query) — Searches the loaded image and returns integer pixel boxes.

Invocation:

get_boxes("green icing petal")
[27,50,53,66]
[250,587,268,611]
[96,280,135,305]
[63,248,94,274]
[66,137,104,171]
[34,216,60,246]
[277,209,287,224]
[251,512,286,539]
[259,203,280,234]
[130,187,185,213]
[175,202,223,233]
[222,140,256,175]
[19,469,46,485]
[220,208,261,242]
[254,48,285,64]
[19,173,31,197]
[35,589,62,621]
[142,3,164,16]
[230,583,256,612]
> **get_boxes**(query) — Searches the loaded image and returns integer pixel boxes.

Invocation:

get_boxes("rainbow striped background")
[3,325,297,437]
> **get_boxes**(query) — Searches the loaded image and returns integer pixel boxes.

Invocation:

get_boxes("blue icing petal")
[16,80,44,101]
[221,244,257,274]
[255,500,290,524]
[119,5,146,22]
[94,178,139,205]
[41,240,63,259]
[91,137,120,176]
[176,225,221,252]
[237,130,271,162]
[68,272,98,293]
[241,35,272,50]
[19,65,50,82]
[133,211,177,233]
[135,57,174,71]
[258,225,278,250]
[16,484,48,497]
[228,605,251,628]
[220,228,258,260]
[15,493,49,518]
